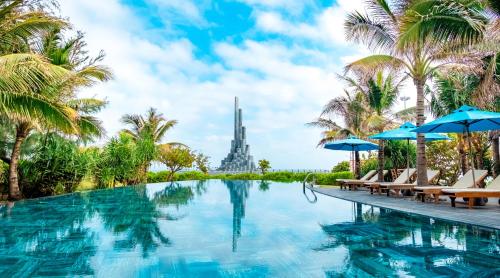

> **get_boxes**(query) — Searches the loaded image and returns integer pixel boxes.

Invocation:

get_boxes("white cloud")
[255,0,365,45]
[59,0,355,169]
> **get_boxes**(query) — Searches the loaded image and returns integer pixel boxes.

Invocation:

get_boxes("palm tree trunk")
[8,124,30,200]
[354,151,361,179]
[377,140,385,182]
[458,135,468,175]
[415,79,429,186]
[491,131,500,177]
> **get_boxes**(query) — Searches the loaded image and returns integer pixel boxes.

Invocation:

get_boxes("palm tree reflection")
[319,203,500,277]
[0,194,97,276]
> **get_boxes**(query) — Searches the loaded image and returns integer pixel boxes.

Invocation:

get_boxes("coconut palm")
[339,70,404,181]
[3,28,111,200]
[308,91,367,178]
[121,108,182,178]
[121,108,178,144]
[345,0,489,185]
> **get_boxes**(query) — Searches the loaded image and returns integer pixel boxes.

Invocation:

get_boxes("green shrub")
[332,161,350,172]
[20,134,95,198]
[315,171,354,185]
[146,170,353,185]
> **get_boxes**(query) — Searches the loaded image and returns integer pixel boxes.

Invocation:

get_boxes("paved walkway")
[310,186,500,230]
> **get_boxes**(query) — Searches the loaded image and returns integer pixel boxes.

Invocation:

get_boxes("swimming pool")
[0,180,499,277]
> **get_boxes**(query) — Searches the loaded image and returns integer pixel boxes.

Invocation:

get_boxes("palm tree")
[3,28,111,200]
[308,91,367,178]
[345,0,489,185]
[121,108,181,178]
[339,70,404,181]
[367,72,404,181]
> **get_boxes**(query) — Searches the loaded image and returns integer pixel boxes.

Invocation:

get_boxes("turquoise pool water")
[0,180,499,277]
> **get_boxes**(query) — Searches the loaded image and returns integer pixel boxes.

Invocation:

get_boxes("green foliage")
[19,134,95,198]
[384,140,416,170]
[332,161,350,172]
[360,155,379,177]
[195,153,210,174]
[146,170,353,185]
[153,183,194,208]
[426,136,461,185]
[158,146,195,181]
[258,159,271,174]
[93,133,152,188]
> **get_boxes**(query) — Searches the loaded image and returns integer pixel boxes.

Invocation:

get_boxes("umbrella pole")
[466,125,476,187]
[407,139,410,182]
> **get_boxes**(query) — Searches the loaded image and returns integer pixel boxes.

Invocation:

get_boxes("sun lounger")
[442,175,500,208]
[338,170,376,190]
[339,170,387,190]
[368,168,416,195]
[413,169,488,203]
[379,170,440,197]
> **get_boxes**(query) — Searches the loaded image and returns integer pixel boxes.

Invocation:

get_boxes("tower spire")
[219,96,256,171]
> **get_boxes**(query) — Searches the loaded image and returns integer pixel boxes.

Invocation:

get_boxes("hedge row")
[147,170,353,185]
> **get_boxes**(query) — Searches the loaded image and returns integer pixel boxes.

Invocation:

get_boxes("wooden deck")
[310,186,500,230]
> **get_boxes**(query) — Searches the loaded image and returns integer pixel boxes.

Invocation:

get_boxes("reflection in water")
[0,194,97,276]
[0,181,499,276]
[223,180,251,252]
[320,203,500,277]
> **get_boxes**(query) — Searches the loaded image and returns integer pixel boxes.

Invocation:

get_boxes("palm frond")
[344,11,396,51]
[345,55,407,75]
[306,118,342,130]
[398,0,488,50]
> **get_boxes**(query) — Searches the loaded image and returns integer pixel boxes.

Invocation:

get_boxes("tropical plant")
[307,91,365,178]
[158,145,195,181]
[332,161,350,172]
[195,152,210,174]
[94,133,153,187]
[426,136,461,185]
[2,27,110,200]
[19,133,95,197]
[361,70,404,181]
[258,159,271,174]
[345,0,489,185]
[121,107,180,178]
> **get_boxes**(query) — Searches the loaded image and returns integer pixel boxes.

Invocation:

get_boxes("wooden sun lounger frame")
[368,169,417,195]
[339,170,386,191]
[376,170,440,197]
[445,190,500,208]
[413,170,489,203]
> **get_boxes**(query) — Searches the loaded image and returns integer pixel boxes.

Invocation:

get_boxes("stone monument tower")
[219,97,256,171]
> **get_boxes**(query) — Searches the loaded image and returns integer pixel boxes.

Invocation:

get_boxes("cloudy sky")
[58,0,412,170]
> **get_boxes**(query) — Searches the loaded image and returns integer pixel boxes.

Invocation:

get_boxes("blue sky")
[59,0,412,169]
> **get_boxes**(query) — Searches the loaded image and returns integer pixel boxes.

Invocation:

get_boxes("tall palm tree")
[345,0,489,185]
[121,108,181,178]
[3,28,111,200]
[0,1,72,123]
[308,91,367,178]
[363,71,404,181]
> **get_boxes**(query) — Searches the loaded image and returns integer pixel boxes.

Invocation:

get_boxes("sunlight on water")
[0,180,499,277]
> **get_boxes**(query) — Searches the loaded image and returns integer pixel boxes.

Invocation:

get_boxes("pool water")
[0,180,499,277]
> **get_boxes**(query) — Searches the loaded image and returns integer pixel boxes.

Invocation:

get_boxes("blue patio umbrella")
[369,122,449,181]
[324,136,378,177]
[413,105,500,185]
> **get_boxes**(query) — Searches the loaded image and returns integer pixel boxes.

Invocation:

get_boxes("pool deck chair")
[379,170,440,197]
[338,170,376,190]
[414,169,488,203]
[339,170,387,191]
[442,175,500,208]
[368,168,416,195]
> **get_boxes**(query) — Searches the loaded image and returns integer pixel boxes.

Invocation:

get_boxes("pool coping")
[309,185,500,231]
